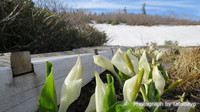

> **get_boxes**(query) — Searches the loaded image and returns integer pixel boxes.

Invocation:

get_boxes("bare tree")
[141,3,146,15]
[123,7,127,14]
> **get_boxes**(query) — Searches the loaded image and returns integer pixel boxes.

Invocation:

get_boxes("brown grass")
[90,11,200,26]
[167,47,200,91]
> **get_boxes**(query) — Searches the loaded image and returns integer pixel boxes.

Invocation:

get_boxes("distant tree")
[123,7,127,14]
[141,3,146,15]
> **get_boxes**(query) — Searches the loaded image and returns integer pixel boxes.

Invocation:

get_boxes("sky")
[61,0,200,21]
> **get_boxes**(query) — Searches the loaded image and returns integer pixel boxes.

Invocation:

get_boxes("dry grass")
[167,47,200,91]
[90,12,200,26]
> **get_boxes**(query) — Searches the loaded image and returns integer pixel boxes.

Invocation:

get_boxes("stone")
[11,51,32,76]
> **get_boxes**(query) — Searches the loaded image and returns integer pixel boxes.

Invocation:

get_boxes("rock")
[11,51,32,76]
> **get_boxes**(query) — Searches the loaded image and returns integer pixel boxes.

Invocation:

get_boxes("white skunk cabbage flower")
[156,51,163,61]
[85,94,96,112]
[139,51,150,94]
[93,55,118,76]
[152,66,165,95]
[123,68,144,101]
[123,75,137,101]
[154,50,163,61]
[177,102,195,112]
[94,71,107,112]
[59,55,83,112]
[111,49,138,77]
[139,51,150,81]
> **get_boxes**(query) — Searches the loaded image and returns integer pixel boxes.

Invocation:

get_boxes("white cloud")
[63,0,196,10]
[67,1,139,9]
[143,1,195,8]
[92,0,101,2]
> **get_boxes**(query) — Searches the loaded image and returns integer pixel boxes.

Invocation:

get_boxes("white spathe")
[139,52,150,81]
[58,56,83,112]
[93,55,118,76]
[152,66,165,94]
[123,74,138,101]
[111,49,136,77]
[94,72,107,112]
[85,94,96,112]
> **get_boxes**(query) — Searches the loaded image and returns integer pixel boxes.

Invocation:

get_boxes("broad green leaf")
[111,49,134,77]
[85,94,96,112]
[140,85,149,102]
[107,101,145,112]
[38,61,58,112]
[147,81,161,112]
[126,48,134,54]
[94,71,107,112]
[103,74,117,112]
[147,81,160,102]
[152,66,165,95]
[59,56,83,112]
[123,68,144,101]
[118,71,131,85]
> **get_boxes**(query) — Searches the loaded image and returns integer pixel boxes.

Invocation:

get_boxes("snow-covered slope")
[92,24,200,47]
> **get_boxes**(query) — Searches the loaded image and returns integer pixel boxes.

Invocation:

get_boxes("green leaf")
[103,74,117,112]
[126,48,134,54]
[147,81,160,102]
[118,71,131,85]
[38,61,58,112]
[148,69,153,79]
[147,81,161,112]
[107,101,145,112]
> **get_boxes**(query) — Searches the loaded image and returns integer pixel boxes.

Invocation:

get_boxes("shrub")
[106,20,112,24]
[164,40,179,47]
[90,11,200,26]
[111,20,120,25]
[0,0,108,54]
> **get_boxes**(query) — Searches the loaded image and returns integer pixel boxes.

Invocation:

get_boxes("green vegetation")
[38,48,197,112]
[0,0,107,54]
[164,40,179,48]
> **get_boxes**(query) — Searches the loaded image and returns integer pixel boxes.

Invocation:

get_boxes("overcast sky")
[61,0,200,20]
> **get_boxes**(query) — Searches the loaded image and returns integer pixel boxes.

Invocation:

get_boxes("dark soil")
[67,70,200,112]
